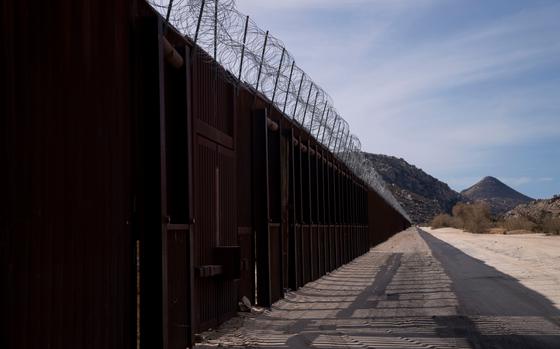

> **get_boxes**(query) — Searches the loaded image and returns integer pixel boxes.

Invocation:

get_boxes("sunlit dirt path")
[196,227,560,348]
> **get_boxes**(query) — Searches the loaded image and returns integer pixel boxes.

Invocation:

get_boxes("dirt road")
[197,227,560,348]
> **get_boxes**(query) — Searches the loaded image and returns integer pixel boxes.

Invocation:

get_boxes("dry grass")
[431,202,560,235]
[452,202,492,234]
[430,202,492,234]
[496,215,560,235]
[541,216,560,235]
[500,217,536,232]
[430,214,456,229]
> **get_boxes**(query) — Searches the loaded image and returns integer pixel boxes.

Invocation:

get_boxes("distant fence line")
[148,0,409,220]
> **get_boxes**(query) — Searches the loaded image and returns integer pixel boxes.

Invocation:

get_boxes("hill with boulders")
[505,195,560,221]
[363,153,462,224]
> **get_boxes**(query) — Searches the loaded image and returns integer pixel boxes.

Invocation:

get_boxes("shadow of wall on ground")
[197,230,560,348]
[419,229,560,349]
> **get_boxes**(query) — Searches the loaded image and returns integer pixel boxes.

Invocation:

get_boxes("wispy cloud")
[236,0,560,198]
[335,4,560,114]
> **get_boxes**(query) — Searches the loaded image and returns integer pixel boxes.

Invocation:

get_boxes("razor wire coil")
[148,0,409,220]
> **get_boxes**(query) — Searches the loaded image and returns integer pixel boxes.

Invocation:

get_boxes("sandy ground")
[196,227,560,348]
[422,227,560,309]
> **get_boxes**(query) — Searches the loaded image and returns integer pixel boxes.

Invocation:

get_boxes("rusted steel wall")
[368,190,411,246]
[243,103,377,307]
[161,9,410,336]
[184,44,240,332]
[2,2,410,349]
[236,88,256,304]
[1,1,134,349]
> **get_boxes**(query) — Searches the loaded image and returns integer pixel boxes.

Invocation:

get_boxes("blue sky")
[236,0,560,199]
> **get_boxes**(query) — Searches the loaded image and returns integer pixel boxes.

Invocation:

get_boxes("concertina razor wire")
[148,0,410,221]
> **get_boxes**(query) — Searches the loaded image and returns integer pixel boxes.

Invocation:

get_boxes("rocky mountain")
[363,153,462,224]
[461,176,533,215]
[504,195,560,221]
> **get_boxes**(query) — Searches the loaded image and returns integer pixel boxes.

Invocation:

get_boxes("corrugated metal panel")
[295,224,304,288]
[192,134,239,330]
[192,54,234,138]
[218,146,237,246]
[194,136,218,330]
[236,89,255,302]
[165,228,190,348]
[192,55,216,129]
[318,225,325,277]
[1,1,134,348]
[216,76,234,136]
[269,224,283,303]
[216,145,238,322]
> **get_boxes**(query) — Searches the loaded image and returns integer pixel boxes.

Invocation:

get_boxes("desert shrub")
[431,202,494,233]
[452,202,492,234]
[430,214,455,228]
[500,217,536,232]
[541,216,560,235]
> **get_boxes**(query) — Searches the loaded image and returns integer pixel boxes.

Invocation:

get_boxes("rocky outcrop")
[363,153,462,224]
[505,195,560,221]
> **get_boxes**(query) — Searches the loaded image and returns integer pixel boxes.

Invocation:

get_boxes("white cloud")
[334,8,560,115]
[235,0,560,197]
